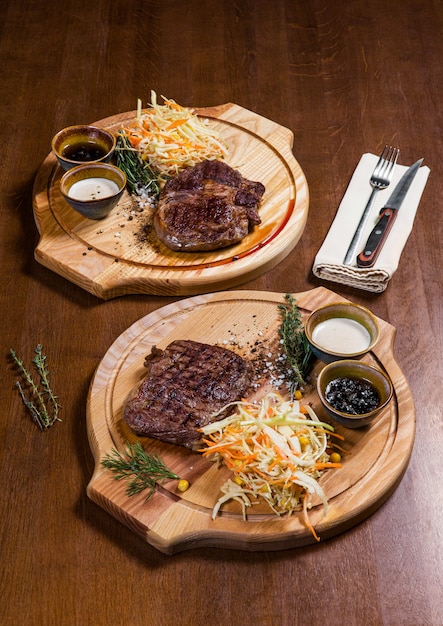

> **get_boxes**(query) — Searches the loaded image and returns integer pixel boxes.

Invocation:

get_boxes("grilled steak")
[154,159,265,251]
[123,340,252,448]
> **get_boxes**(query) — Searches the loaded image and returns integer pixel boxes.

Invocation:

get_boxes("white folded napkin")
[312,153,430,292]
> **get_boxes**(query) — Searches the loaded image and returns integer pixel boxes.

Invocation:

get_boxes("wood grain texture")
[2,1,443,624]
[86,287,414,553]
[33,104,308,298]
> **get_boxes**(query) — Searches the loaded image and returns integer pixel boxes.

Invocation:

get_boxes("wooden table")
[1,1,442,624]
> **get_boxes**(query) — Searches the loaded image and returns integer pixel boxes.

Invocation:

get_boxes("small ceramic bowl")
[317,359,393,428]
[52,124,116,170]
[60,163,126,220]
[305,302,380,363]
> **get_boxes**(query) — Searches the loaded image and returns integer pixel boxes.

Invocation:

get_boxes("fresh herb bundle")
[10,345,61,430]
[115,131,160,198]
[101,441,180,501]
[278,293,313,393]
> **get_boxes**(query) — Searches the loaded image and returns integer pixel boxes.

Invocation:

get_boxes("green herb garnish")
[115,131,160,198]
[278,293,313,393]
[101,441,180,500]
[9,345,61,430]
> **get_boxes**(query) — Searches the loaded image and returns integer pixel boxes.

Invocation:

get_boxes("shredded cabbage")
[120,91,228,180]
[199,391,343,541]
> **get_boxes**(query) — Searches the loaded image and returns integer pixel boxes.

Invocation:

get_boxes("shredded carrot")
[199,391,345,540]
[234,457,256,472]
[313,428,345,440]
[303,492,320,542]
[166,118,189,130]
[267,458,281,473]
[127,135,142,148]
[120,91,228,180]
[313,462,342,470]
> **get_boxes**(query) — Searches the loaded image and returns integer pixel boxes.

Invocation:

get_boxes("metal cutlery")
[356,158,423,268]
[343,145,399,265]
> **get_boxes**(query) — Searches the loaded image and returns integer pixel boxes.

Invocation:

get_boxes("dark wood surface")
[1,1,441,625]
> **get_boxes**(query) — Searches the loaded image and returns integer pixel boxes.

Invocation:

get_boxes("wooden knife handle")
[356,207,398,268]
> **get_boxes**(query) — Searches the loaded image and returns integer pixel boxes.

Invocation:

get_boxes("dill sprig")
[10,345,61,430]
[101,441,180,500]
[278,293,313,393]
[115,131,160,198]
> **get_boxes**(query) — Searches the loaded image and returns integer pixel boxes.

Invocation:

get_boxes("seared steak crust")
[123,340,252,448]
[154,160,265,251]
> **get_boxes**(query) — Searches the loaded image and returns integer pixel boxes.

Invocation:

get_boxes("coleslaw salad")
[199,391,344,541]
[120,91,228,180]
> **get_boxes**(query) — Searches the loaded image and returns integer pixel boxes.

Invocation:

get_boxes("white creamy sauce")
[312,317,371,354]
[68,177,119,201]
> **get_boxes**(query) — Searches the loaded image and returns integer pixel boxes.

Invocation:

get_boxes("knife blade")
[356,158,423,268]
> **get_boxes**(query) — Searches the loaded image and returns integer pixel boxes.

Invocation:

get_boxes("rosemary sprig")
[32,346,60,417]
[10,345,61,430]
[115,131,160,198]
[278,293,313,393]
[101,441,180,500]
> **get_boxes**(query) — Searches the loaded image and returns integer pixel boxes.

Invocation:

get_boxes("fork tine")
[376,146,399,182]
[384,146,400,179]
[373,145,389,175]
[391,147,400,167]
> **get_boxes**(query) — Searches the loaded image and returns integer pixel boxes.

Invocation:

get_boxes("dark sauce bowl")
[52,124,116,171]
[317,360,393,428]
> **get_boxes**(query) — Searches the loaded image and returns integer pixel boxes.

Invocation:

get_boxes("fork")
[343,145,400,265]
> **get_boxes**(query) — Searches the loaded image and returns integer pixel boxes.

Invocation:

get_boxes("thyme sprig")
[115,131,160,198]
[9,345,61,430]
[278,293,313,394]
[101,441,180,500]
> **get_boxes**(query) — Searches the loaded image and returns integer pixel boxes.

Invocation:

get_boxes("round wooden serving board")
[33,104,308,299]
[86,287,415,554]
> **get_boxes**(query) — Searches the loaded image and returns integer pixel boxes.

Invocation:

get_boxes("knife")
[356,158,423,268]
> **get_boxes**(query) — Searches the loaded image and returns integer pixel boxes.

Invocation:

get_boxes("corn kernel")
[298,435,309,448]
[234,476,244,486]
[294,389,303,400]
[177,479,190,492]
[330,452,341,464]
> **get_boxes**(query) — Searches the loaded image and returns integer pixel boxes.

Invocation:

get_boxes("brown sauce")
[325,376,380,415]
[62,142,107,162]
